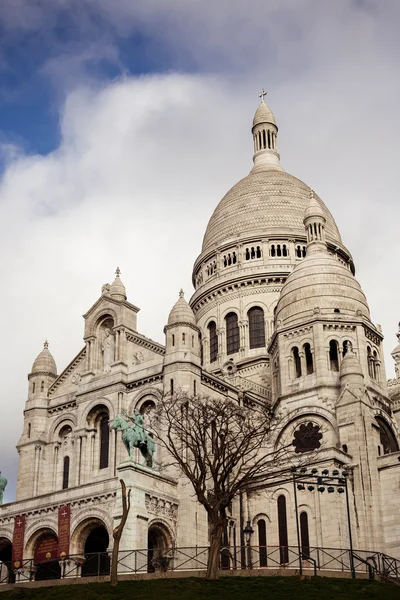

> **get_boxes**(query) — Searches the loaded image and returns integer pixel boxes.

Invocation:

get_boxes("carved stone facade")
[1,96,400,577]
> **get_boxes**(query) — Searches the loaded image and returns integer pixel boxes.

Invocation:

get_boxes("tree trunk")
[110,479,131,587]
[206,524,224,580]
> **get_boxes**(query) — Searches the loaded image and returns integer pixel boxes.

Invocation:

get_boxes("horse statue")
[0,472,7,505]
[111,413,155,467]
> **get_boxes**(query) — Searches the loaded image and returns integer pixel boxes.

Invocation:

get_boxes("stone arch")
[87,308,118,337]
[129,387,162,414]
[79,397,114,429]
[0,535,14,583]
[70,514,112,555]
[25,524,58,558]
[274,408,337,450]
[51,415,77,440]
[147,519,175,573]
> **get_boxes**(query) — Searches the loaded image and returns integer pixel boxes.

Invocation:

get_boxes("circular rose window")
[292,422,322,453]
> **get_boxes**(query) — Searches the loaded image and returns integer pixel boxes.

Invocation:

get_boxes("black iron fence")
[0,545,399,584]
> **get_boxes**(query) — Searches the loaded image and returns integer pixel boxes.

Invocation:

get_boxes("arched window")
[304,343,314,375]
[342,340,350,357]
[99,415,110,469]
[329,340,339,372]
[32,382,36,394]
[248,307,265,349]
[172,334,175,346]
[277,244,282,257]
[292,347,301,378]
[256,246,261,258]
[302,246,306,258]
[277,495,289,564]
[271,245,276,257]
[28,423,31,438]
[258,519,267,567]
[208,321,218,363]
[226,313,240,355]
[182,333,186,344]
[41,381,44,392]
[296,245,301,258]
[245,248,250,260]
[300,512,310,559]
[262,130,266,149]
[282,244,287,257]
[62,456,70,490]
[376,417,399,455]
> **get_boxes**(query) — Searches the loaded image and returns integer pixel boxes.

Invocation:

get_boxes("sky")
[1,0,400,501]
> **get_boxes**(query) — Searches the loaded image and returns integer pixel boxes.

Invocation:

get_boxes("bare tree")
[154,391,296,580]
[111,479,131,587]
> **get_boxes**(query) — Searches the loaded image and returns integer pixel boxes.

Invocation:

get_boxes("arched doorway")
[0,537,14,583]
[33,532,61,581]
[147,523,173,573]
[81,525,110,577]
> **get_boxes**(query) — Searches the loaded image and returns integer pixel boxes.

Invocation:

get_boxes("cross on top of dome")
[259,89,267,103]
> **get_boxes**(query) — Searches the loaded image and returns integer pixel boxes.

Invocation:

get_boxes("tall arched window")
[99,415,110,469]
[258,519,267,567]
[304,343,314,375]
[62,456,70,490]
[248,307,266,349]
[226,313,240,355]
[208,321,218,363]
[329,340,339,372]
[277,495,289,564]
[376,417,399,455]
[292,347,301,378]
[300,512,310,559]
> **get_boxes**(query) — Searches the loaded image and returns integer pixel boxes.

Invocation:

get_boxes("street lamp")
[243,520,254,570]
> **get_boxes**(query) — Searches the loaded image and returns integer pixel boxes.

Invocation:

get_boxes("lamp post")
[243,520,254,570]
[290,466,355,579]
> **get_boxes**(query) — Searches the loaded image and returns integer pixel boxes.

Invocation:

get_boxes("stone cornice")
[126,332,165,355]
[28,371,57,381]
[48,348,86,396]
[126,373,163,390]
[48,400,77,415]
[191,276,285,316]
[164,322,199,333]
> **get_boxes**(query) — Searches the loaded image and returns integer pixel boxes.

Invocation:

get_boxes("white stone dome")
[31,341,57,375]
[168,290,196,326]
[275,251,370,328]
[253,101,276,128]
[201,170,343,254]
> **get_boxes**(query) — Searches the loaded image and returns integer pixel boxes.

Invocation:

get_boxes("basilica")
[1,93,400,581]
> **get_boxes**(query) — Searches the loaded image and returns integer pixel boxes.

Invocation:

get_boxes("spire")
[251,90,283,172]
[109,266,127,301]
[303,189,327,255]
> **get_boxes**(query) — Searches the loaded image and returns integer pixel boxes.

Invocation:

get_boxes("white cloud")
[1,1,400,501]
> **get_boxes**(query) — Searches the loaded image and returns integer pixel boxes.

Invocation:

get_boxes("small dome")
[31,341,57,375]
[275,252,370,328]
[252,100,276,128]
[304,192,325,221]
[168,290,196,326]
[109,267,127,301]
[340,348,364,383]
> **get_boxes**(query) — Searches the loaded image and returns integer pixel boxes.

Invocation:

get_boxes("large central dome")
[202,169,342,253]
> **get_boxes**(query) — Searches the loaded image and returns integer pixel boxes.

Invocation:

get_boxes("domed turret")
[31,340,57,375]
[340,344,364,386]
[168,290,196,326]
[109,267,127,301]
[275,195,370,328]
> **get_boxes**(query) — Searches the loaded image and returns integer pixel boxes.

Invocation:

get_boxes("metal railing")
[0,545,399,585]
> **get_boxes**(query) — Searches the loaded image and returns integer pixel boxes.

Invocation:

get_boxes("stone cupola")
[251,89,283,172]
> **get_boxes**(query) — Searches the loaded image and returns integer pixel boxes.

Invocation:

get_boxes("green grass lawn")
[1,577,399,600]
